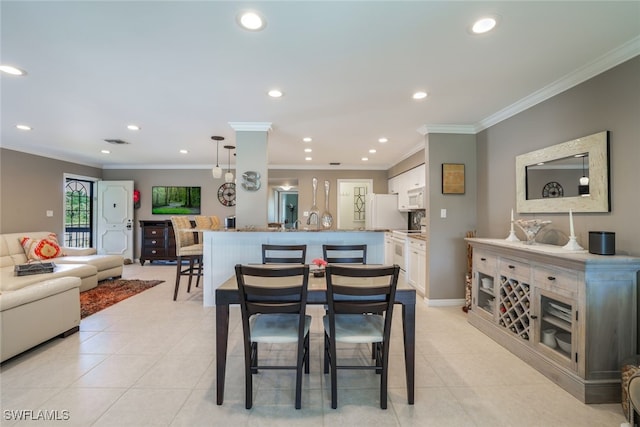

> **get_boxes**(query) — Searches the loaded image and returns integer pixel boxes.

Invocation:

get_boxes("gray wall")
[424,133,477,301]
[0,149,102,235]
[476,55,640,256]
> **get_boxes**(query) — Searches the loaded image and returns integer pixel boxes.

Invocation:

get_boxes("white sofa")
[0,231,124,362]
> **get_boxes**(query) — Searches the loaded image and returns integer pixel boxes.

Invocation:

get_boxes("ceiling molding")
[228,122,273,132]
[476,36,640,132]
[416,124,478,135]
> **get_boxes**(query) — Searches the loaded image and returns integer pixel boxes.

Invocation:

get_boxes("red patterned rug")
[80,279,163,318]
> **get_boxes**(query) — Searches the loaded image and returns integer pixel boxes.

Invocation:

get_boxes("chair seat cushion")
[323,314,384,343]
[178,243,203,256]
[250,313,311,343]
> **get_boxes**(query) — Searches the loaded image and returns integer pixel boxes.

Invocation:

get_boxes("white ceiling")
[2,1,639,170]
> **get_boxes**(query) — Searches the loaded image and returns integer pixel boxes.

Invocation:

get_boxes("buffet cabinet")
[467,238,640,404]
[139,219,197,265]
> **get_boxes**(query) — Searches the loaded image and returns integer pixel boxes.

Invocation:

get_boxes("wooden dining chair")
[323,264,399,409]
[235,264,311,409]
[322,244,367,264]
[170,216,203,300]
[262,244,307,264]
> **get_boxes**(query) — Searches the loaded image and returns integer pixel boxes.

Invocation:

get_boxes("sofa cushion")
[55,254,123,272]
[0,263,97,292]
[20,234,63,261]
[0,276,81,312]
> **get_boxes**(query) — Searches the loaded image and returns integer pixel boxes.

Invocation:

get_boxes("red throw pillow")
[20,234,63,261]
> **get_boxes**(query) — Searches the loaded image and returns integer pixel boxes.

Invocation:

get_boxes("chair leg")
[173,256,182,301]
[187,257,194,293]
[304,333,310,374]
[380,343,390,409]
[244,341,253,409]
[323,333,330,374]
[330,337,338,409]
[195,256,202,288]
[295,334,306,409]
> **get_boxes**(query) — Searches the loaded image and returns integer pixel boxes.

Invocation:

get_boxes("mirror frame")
[516,131,610,213]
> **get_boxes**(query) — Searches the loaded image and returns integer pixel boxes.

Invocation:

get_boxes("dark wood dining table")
[215,267,416,405]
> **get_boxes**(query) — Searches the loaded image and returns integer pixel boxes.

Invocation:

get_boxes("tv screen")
[151,186,201,215]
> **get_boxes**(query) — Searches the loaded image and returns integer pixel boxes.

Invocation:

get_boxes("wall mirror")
[516,131,610,213]
[267,178,299,228]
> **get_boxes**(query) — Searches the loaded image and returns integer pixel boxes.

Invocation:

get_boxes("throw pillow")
[20,234,63,261]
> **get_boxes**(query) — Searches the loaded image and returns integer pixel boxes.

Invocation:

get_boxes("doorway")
[336,179,372,230]
[64,175,97,247]
[268,179,299,228]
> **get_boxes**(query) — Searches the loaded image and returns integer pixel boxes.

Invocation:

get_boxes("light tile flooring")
[0,263,627,426]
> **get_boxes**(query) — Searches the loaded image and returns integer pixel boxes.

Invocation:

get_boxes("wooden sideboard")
[139,220,177,265]
[466,238,640,404]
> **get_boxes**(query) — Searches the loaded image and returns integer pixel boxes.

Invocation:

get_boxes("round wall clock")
[542,181,564,198]
[217,182,236,206]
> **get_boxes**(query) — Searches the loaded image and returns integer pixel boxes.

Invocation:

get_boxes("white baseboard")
[424,298,465,307]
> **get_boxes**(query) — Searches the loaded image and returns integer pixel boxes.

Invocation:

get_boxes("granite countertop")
[408,234,427,241]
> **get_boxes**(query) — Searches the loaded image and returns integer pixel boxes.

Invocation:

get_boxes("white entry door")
[97,180,134,262]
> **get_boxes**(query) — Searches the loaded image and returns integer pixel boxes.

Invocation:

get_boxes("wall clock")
[542,181,563,198]
[217,182,236,206]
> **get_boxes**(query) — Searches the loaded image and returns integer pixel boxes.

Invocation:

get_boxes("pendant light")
[211,136,224,179]
[578,154,589,195]
[224,145,235,183]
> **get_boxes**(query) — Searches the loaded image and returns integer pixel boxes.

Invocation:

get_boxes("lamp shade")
[212,166,223,179]
[225,171,234,183]
[579,176,589,186]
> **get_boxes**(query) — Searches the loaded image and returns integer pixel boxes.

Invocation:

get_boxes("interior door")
[97,180,134,261]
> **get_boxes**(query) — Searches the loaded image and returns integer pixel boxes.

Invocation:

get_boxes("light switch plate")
[440,209,447,218]
[46,210,54,217]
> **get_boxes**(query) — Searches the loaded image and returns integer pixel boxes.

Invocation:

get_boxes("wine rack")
[498,276,531,341]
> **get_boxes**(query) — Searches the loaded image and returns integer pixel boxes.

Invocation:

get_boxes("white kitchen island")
[202,230,384,306]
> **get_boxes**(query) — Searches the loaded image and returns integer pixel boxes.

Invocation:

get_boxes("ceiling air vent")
[329,162,341,166]
[104,139,130,145]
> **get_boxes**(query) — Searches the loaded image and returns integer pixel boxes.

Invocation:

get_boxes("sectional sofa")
[0,231,124,362]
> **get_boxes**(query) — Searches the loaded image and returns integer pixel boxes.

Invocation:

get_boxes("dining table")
[215,265,416,405]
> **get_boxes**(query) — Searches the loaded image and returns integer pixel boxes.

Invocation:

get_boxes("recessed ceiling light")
[412,91,428,100]
[238,11,266,31]
[362,157,369,161]
[16,124,32,131]
[268,89,283,98]
[369,149,377,154]
[304,148,312,153]
[101,150,110,154]
[471,16,498,34]
[305,157,312,161]
[179,149,188,154]
[303,137,312,143]
[378,137,388,143]
[0,65,26,76]
[127,124,140,131]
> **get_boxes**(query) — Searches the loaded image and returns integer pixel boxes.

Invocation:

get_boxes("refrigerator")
[365,194,408,230]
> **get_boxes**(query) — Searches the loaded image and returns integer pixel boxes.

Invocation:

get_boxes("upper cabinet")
[388,164,426,211]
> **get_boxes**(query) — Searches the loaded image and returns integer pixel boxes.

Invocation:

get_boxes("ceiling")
[2,1,639,170]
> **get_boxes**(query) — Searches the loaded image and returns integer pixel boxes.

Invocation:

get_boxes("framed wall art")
[442,163,465,194]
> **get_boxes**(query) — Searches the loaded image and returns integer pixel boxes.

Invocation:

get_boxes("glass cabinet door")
[473,271,496,319]
[533,288,578,371]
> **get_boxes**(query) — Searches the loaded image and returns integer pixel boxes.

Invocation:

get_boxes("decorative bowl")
[555,333,571,352]
[515,219,552,245]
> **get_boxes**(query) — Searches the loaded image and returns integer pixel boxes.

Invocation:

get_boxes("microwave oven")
[407,187,424,209]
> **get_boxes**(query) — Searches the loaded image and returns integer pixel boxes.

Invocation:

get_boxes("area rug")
[80,279,163,318]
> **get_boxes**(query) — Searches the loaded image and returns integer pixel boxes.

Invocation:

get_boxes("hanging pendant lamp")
[224,145,235,183]
[578,154,590,195]
[211,136,224,179]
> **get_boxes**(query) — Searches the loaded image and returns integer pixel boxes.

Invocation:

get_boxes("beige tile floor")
[0,263,627,426]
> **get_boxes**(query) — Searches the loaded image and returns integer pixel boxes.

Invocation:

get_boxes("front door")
[97,180,134,262]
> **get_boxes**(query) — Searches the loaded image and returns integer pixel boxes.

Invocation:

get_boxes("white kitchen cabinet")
[384,232,394,266]
[387,175,399,195]
[388,164,426,211]
[467,238,640,404]
[407,237,426,294]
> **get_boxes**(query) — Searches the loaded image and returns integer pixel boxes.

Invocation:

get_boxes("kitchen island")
[201,230,384,306]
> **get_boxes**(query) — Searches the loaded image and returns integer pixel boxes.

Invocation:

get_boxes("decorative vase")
[515,219,552,245]
[313,269,325,278]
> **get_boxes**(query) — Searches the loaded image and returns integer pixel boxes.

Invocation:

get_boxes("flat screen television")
[151,186,201,215]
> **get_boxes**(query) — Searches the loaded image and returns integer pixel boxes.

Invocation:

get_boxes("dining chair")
[170,216,203,301]
[323,264,400,409]
[235,264,311,409]
[322,244,367,264]
[262,244,307,264]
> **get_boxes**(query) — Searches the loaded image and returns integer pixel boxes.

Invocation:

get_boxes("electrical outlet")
[440,209,447,218]
[303,211,309,216]
[46,210,54,217]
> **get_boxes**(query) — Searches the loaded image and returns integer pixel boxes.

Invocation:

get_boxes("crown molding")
[416,124,477,135]
[476,36,640,132]
[228,122,272,132]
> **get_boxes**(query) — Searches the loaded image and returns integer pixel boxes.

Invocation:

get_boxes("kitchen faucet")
[292,219,301,229]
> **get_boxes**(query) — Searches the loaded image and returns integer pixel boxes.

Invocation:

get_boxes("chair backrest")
[210,215,221,230]
[170,216,196,252]
[235,264,310,332]
[262,244,307,264]
[322,244,367,264]
[194,215,212,229]
[324,264,399,337]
